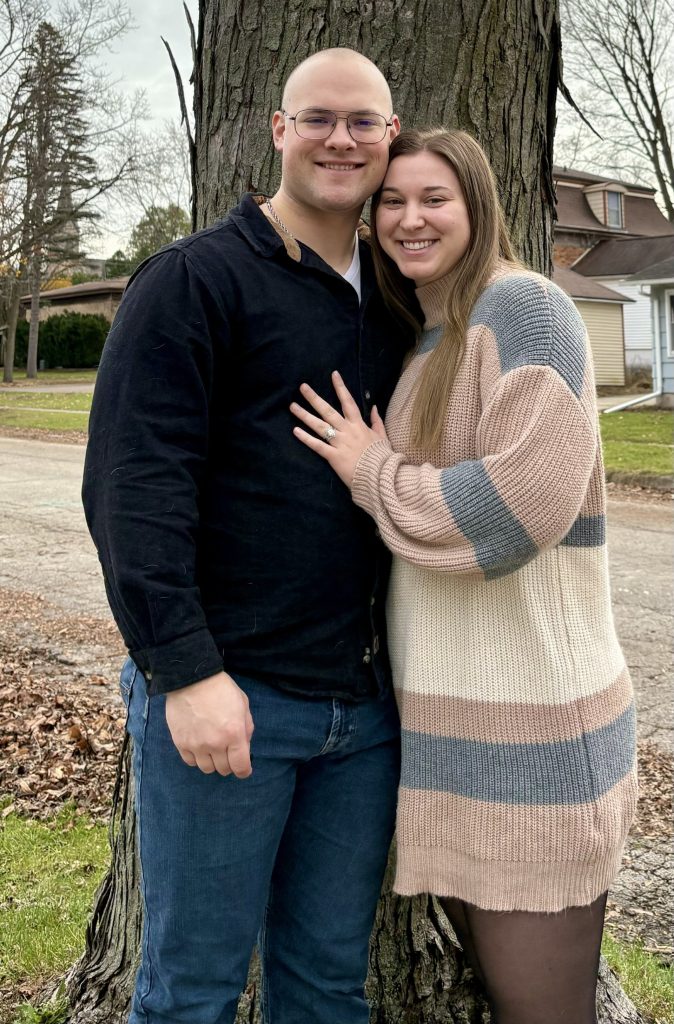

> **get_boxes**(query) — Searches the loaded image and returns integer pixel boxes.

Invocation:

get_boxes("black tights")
[440,892,608,1024]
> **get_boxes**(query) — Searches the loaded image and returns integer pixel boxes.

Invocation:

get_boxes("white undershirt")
[340,236,361,301]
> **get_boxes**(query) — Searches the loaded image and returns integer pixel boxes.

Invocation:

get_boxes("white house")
[571,236,674,371]
[553,167,674,374]
[626,257,674,408]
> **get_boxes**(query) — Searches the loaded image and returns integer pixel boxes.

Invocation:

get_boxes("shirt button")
[370,596,375,606]
[363,647,372,664]
[145,671,153,681]
[364,390,371,400]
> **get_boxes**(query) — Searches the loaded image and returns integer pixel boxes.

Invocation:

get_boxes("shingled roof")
[553,166,650,191]
[553,166,674,239]
[573,236,674,277]
[19,277,129,306]
[552,265,632,302]
[627,256,674,282]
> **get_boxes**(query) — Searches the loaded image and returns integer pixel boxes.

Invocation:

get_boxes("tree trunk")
[2,280,21,384]
[60,2,647,1021]
[65,738,142,1023]
[193,0,559,273]
[26,255,41,378]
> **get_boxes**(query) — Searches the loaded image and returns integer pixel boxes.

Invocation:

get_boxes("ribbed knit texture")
[351,266,638,912]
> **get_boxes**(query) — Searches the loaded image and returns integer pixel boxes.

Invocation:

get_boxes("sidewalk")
[0,382,94,393]
[597,392,658,411]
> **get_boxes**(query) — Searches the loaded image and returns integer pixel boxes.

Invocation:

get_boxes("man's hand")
[165,671,254,777]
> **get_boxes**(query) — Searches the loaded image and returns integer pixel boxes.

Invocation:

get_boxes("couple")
[83,46,637,1024]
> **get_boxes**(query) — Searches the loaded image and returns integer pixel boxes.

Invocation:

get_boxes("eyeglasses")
[283,108,393,144]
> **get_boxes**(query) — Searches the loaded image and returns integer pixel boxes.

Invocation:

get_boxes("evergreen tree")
[18,22,98,377]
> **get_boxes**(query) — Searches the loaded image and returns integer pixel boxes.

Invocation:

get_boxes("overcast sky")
[99,0,195,126]
[69,0,197,255]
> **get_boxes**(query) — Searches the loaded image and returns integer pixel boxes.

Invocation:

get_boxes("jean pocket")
[119,657,136,708]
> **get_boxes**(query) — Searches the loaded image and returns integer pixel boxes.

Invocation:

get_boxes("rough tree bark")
[192,0,559,273]
[62,2,647,1021]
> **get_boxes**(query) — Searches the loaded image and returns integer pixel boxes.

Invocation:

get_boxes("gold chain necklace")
[265,199,294,239]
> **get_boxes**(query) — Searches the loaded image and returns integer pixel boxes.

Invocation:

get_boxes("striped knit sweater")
[351,266,637,912]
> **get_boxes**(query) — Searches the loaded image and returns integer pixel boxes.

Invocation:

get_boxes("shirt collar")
[229,193,373,261]
[227,193,299,260]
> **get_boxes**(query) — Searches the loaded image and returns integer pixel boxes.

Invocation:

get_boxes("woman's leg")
[441,892,607,1024]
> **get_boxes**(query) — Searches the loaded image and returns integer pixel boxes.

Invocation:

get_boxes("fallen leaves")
[0,587,125,822]
[632,741,673,840]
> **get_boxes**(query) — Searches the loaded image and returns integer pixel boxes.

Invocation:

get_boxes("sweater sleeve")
[350,276,598,579]
[82,248,230,693]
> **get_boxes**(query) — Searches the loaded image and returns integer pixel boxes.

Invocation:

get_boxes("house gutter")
[602,289,663,414]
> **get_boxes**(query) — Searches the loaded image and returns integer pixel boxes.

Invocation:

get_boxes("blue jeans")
[120,659,400,1024]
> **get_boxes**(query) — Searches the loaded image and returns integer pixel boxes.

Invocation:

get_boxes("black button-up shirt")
[82,194,414,698]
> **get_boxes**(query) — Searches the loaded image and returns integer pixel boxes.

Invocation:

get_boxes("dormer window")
[607,190,622,228]
[582,181,627,228]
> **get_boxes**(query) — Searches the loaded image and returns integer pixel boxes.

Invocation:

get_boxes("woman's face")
[375,151,471,286]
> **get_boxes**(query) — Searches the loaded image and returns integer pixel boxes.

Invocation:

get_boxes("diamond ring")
[323,425,337,442]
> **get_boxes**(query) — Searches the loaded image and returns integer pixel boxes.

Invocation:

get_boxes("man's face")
[272,58,399,216]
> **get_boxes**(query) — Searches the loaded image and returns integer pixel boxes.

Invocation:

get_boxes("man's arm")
[83,247,253,776]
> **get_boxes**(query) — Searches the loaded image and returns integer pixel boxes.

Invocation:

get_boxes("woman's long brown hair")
[371,129,522,452]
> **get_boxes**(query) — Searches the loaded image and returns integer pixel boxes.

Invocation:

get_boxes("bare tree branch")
[559,0,673,219]
[161,33,196,229]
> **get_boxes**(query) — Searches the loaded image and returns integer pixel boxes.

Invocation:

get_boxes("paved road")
[1,435,671,751]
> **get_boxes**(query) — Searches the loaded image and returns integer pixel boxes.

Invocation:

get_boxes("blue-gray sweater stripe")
[440,461,538,579]
[470,276,587,398]
[418,324,443,355]
[401,702,636,805]
[562,514,606,547]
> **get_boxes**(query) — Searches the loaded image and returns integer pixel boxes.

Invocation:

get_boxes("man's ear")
[272,110,286,153]
[389,114,401,140]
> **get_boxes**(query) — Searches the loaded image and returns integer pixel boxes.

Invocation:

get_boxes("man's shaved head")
[270,46,399,223]
[282,48,393,113]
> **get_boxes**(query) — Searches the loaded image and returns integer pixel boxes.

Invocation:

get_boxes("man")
[83,47,413,1024]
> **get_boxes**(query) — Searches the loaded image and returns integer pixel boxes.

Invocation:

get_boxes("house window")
[607,190,622,227]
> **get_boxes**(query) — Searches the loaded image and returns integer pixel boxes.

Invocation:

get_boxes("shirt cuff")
[130,627,224,696]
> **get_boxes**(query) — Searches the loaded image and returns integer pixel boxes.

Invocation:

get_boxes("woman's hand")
[291,370,388,488]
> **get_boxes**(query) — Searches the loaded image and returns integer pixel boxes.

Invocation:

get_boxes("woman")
[290,129,637,1024]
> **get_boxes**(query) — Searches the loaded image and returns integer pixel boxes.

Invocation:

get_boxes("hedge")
[14,312,110,368]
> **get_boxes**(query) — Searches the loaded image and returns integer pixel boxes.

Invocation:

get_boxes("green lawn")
[602,932,674,1024]
[0,808,109,987]
[0,379,92,432]
[600,409,673,478]
[0,408,89,432]
[0,393,91,411]
[600,409,673,446]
